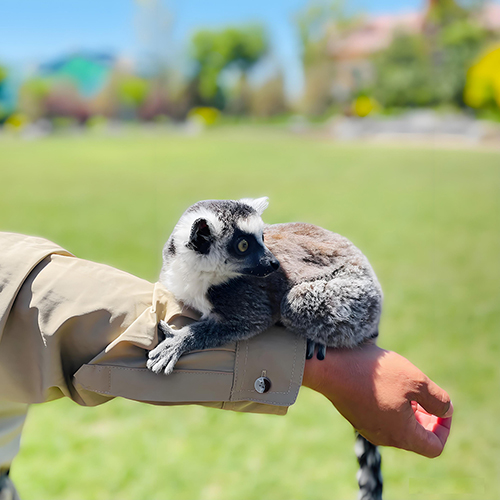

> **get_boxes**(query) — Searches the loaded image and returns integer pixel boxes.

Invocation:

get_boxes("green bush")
[372,19,489,109]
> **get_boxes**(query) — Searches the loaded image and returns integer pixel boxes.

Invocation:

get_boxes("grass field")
[1,127,499,499]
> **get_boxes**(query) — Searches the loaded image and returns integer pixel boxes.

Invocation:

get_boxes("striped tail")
[0,470,20,500]
[354,432,383,500]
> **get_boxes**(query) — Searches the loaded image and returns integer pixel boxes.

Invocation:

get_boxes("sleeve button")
[254,376,271,394]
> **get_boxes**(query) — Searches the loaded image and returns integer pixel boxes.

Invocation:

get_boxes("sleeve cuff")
[230,326,306,413]
[73,326,306,415]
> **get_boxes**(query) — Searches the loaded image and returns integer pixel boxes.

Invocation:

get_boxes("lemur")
[148,197,384,500]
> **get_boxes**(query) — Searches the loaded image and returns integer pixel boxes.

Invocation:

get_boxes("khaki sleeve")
[75,324,306,415]
[0,250,306,416]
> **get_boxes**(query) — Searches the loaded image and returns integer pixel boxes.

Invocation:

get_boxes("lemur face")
[183,199,279,278]
[211,224,279,277]
[162,197,279,283]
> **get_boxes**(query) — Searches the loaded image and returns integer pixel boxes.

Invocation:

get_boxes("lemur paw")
[147,322,188,375]
[306,340,327,360]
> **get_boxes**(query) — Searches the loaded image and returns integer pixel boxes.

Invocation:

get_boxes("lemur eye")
[237,239,249,253]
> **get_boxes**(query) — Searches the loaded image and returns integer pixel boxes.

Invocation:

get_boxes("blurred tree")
[250,74,287,117]
[138,80,171,120]
[295,1,358,115]
[90,75,119,118]
[116,74,150,119]
[117,75,150,108]
[371,2,490,109]
[300,62,336,115]
[44,82,89,123]
[297,0,354,67]
[426,0,468,28]
[221,69,253,115]
[296,2,336,116]
[371,33,437,107]
[94,69,151,121]
[18,78,51,121]
[438,18,490,105]
[295,0,492,114]
[190,25,268,108]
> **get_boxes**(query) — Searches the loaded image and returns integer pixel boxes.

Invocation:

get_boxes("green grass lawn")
[1,127,499,499]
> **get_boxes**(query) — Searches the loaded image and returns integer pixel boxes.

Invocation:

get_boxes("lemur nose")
[270,259,280,271]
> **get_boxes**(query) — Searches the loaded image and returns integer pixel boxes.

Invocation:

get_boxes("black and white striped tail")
[0,469,20,500]
[307,344,383,499]
[355,432,383,500]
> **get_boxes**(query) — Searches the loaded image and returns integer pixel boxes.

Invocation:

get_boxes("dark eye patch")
[237,238,249,253]
[229,230,259,258]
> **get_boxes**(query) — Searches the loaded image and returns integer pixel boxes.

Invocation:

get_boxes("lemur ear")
[187,218,213,254]
[240,197,269,215]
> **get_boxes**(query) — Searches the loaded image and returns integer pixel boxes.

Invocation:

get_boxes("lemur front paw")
[147,322,190,375]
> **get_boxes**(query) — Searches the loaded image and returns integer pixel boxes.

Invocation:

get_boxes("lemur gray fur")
[147,197,384,500]
[148,197,382,373]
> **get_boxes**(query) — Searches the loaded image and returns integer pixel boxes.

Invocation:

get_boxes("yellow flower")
[188,107,220,126]
[464,44,500,109]
[5,113,29,131]
[352,96,379,117]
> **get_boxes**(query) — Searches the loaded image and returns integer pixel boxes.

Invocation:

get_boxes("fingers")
[431,414,453,452]
[411,374,453,419]
[443,401,454,419]
[404,372,453,457]
[409,420,449,458]
[405,403,453,458]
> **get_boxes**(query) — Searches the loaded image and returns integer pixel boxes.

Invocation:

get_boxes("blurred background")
[1,1,499,499]
[1,0,500,135]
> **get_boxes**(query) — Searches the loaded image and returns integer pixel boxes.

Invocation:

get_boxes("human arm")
[0,232,451,454]
[302,343,453,458]
[0,233,305,412]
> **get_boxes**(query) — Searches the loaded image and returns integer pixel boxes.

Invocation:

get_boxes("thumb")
[412,376,453,418]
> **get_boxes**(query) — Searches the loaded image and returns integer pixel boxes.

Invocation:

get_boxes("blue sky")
[0,0,427,60]
[0,0,438,97]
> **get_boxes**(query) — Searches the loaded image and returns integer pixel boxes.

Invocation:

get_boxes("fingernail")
[443,401,454,418]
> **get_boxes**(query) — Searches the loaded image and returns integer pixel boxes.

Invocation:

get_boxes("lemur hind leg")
[281,267,382,352]
[306,340,327,360]
[316,344,326,360]
[306,339,315,359]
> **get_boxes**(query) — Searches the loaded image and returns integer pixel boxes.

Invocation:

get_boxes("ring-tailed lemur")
[147,197,383,500]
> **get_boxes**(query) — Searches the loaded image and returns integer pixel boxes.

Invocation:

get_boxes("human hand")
[302,343,453,458]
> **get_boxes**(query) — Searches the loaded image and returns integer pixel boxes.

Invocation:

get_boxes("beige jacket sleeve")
[0,233,306,416]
